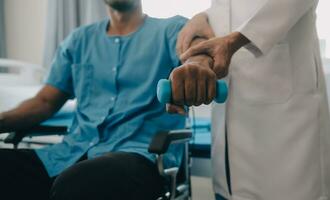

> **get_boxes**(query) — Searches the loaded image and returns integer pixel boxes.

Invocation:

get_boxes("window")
[142,0,211,19]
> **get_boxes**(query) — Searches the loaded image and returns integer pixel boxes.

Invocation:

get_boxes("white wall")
[143,0,211,18]
[4,0,47,65]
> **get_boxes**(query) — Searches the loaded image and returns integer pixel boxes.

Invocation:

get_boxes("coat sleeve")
[236,0,318,57]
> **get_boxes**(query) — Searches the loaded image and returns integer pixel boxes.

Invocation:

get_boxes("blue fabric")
[35,16,187,177]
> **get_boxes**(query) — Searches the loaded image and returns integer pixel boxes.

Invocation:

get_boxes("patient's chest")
[70,28,175,117]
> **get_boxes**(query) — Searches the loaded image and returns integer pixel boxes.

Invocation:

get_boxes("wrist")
[227,32,250,54]
[185,54,213,69]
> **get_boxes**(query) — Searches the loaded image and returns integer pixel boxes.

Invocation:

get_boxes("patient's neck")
[107,6,144,36]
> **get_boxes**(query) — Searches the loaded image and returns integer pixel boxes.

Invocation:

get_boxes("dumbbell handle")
[157,79,228,104]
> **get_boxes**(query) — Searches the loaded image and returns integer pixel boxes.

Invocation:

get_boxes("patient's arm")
[167,38,215,114]
[0,85,69,134]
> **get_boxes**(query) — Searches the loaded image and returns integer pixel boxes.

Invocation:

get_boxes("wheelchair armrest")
[148,130,192,155]
[149,130,192,200]
[4,125,68,146]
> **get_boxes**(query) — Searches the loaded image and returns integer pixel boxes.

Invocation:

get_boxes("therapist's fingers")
[177,13,216,56]
[166,104,186,115]
[213,53,230,78]
[204,27,216,39]
[176,29,195,56]
[180,41,211,62]
[182,33,196,56]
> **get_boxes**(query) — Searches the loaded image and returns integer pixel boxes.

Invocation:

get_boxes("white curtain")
[0,0,6,58]
[43,0,107,69]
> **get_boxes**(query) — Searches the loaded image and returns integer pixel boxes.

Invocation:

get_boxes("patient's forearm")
[0,98,54,133]
[0,86,67,133]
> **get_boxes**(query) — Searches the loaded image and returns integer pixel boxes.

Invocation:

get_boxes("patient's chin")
[108,2,137,12]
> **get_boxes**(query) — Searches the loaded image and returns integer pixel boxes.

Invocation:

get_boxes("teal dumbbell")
[157,79,228,104]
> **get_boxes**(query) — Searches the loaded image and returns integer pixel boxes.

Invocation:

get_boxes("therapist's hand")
[176,12,215,55]
[167,55,217,115]
[181,32,250,79]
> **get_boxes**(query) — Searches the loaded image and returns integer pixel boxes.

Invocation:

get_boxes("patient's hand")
[167,55,217,115]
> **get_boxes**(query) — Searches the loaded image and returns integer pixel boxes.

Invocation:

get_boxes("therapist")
[170,0,330,200]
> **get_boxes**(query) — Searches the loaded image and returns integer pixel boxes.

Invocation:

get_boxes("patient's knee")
[49,165,86,200]
[49,160,114,200]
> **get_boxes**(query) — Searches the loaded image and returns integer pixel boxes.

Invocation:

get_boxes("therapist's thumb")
[213,57,230,78]
[181,34,195,55]
[180,42,209,62]
[177,30,195,56]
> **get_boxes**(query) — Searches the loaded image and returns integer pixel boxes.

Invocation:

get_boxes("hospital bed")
[0,58,44,86]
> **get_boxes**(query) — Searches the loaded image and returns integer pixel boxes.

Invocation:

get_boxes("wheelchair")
[3,125,193,200]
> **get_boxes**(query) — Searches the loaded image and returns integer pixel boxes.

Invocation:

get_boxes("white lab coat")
[207,0,330,199]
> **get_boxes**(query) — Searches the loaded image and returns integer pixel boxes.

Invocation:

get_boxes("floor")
[191,176,214,200]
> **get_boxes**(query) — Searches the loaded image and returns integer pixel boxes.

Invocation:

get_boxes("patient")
[0,0,213,200]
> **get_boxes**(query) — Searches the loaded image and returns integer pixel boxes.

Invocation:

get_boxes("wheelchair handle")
[157,79,228,104]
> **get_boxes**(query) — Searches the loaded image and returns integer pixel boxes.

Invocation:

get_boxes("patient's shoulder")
[164,15,188,25]
[158,16,188,40]
[147,15,187,39]
[148,15,187,29]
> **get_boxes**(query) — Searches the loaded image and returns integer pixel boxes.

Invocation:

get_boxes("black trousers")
[0,149,164,200]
